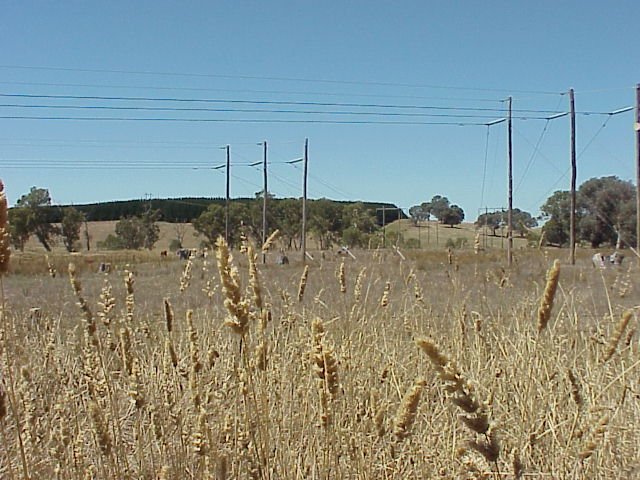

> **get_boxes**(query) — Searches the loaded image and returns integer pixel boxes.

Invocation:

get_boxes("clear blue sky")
[1,1,639,220]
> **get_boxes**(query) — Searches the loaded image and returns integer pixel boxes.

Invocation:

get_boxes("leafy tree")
[409,204,430,224]
[512,209,538,237]
[272,198,302,249]
[140,208,161,250]
[578,176,635,248]
[15,187,59,251]
[193,202,252,247]
[540,190,571,246]
[60,207,85,252]
[308,199,344,250]
[540,177,636,248]
[7,208,30,251]
[193,204,225,246]
[342,202,378,234]
[115,217,146,249]
[425,195,450,221]
[441,205,465,227]
[475,211,503,236]
[341,226,369,248]
[113,209,160,250]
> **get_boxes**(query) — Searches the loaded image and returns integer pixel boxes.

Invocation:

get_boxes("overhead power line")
[0,115,495,126]
[0,64,565,94]
[0,102,551,120]
[0,81,506,103]
[0,92,618,115]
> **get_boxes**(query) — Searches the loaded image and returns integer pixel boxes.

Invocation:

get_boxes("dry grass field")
[1,238,639,479]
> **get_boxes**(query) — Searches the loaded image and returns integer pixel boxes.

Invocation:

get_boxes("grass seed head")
[537,259,561,332]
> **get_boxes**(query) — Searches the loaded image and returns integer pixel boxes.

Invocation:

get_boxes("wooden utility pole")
[636,84,640,263]
[225,144,230,243]
[507,96,513,266]
[569,88,577,265]
[301,138,309,263]
[262,140,268,263]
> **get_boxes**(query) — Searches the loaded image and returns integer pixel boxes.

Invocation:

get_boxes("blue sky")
[1,1,639,220]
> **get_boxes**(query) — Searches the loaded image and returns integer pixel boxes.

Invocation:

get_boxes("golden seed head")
[393,378,425,440]
[163,298,174,333]
[603,310,633,361]
[537,259,561,332]
[261,229,280,253]
[338,261,346,294]
[298,265,310,302]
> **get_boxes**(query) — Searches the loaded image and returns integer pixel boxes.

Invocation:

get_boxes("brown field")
[1,239,639,479]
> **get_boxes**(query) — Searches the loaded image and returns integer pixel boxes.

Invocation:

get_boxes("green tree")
[578,176,635,248]
[512,209,538,237]
[193,202,252,247]
[140,208,161,250]
[15,187,59,251]
[308,199,343,250]
[342,202,378,234]
[272,198,302,249]
[441,205,465,227]
[425,195,450,221]
[409,204,430,224]
[60,207,85,252]
[115,216,146,249]
[7,208,30,251]
[540,177,636,248]
[475,211,503,236]
[540,190,571,246]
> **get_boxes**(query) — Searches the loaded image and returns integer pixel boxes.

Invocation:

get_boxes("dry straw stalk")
[537,259,561,332]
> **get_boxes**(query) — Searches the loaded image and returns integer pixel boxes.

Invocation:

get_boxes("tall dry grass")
[0,238,638,479]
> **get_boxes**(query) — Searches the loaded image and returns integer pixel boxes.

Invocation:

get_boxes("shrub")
[97,233,125,250]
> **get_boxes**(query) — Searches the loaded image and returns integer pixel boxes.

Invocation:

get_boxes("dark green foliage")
[475,211,504,236]
[97,233,125,250]
[540,177,636,248]
[113,209,161,250]
[168,239,182,252]
[193,202,253,247]
[441,205,465,227]
[14,187,60,251]
[541,191,571,246]
[61,207,85,252]
[7,208,30,251]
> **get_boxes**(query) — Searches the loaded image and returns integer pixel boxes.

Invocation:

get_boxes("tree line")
[409,177,636,250]
[11,176,628,253]
[6,187,405,252]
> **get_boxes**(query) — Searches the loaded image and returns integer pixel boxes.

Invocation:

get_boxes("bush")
[169,239,182,252]
[97,233,125,250]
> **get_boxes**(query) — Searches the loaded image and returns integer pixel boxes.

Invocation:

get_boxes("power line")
[0,92,606,115]
[0,80,507,104]
[0,115,494,126]
[0,64,565,94]
[0,102,551,120]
